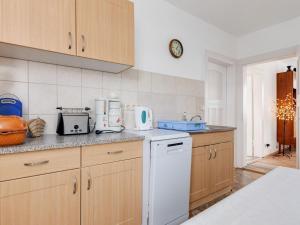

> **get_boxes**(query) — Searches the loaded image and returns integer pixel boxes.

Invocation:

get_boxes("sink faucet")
[190,115,202,121]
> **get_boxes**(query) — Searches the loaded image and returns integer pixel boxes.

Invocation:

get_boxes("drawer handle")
[208,149,212,160]
[87,173,92,191]
[107,150,124,155]
[68,32,72,50]
[81,34,86,52]
[73,176,78,194]
[24,160,49,167]
[213,149,217,159]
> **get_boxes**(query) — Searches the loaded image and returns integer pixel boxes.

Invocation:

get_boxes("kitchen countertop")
[188,125,236,134]
[0,132,145,155]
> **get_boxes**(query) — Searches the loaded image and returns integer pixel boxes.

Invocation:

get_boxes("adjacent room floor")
[190,169,263,217]
[244,150,297,174]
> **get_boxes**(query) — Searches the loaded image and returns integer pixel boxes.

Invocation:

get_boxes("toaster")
[56,107,90,135]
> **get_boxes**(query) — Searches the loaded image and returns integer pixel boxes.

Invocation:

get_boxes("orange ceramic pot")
[0,116,27,146]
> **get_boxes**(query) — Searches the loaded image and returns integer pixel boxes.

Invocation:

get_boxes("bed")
[183,167,300,225]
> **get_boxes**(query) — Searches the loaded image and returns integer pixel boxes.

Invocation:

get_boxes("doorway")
[244,57,298,172]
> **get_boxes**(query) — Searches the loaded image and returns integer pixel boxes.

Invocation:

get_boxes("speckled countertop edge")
[0,132,145,155]
[188,125,236,134]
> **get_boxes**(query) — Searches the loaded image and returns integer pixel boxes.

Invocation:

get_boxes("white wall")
[237,16,300,59]
[134,0,237,80]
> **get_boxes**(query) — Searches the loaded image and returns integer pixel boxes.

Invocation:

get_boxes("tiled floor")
[190,169,263,217]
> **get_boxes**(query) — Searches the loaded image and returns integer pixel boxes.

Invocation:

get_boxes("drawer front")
[0,148,80,182]
[192,131,233,147]
[82,141,142,167]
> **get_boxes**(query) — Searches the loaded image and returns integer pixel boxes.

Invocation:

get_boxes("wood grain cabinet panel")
[190,132,234,210]
[192,131,233,148]
[210,142,234,193]
[0,0,76,55]
[76,0,134,66]
[82,141,142,167]
[0,148,80,182]
[81,158,142,225]
[190,146,211,203]
[0,169,80,225]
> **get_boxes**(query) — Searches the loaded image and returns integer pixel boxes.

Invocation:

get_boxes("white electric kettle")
[134,106,153,130]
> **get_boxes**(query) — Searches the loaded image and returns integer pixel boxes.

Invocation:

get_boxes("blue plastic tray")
[158,120,207,131]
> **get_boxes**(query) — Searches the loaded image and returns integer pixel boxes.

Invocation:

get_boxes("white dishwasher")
[149,137,192,225]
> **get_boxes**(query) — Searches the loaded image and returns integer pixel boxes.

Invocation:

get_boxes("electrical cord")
[95,125,125,135]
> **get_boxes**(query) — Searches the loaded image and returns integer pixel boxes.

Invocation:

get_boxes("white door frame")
[204,50,237,127]
[204,50,238,165]
[236,46,300,168]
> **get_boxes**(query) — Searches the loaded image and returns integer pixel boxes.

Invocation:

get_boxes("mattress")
[182,167,300,225]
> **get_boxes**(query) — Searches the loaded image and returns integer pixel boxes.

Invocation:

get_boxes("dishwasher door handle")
[167,142,183,147]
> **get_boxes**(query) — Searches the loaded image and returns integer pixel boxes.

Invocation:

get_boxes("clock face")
[169,39,183,58]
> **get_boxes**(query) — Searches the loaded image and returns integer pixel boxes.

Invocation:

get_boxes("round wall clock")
[169,39,183,58]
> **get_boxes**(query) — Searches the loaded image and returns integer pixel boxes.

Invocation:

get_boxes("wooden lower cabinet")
[0,169,80,225]
[190,146,211,203]
[0,141,142,225]
[81,158,142,225]
[211,142,234,193]
[190,133,234,210]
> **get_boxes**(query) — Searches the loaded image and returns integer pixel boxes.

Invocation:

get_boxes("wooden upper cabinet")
[0,169,80,225]
[81,158,142,225]
[0,0,76,55]
[210,142,234,193]
[76,0,135,66]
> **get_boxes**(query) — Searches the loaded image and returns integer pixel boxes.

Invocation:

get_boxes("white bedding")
[183,167,300,225]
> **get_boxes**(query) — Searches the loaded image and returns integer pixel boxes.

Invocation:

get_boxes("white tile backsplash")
[102,72,121,90]
[121,69,138,91]
[102,89,121,99]
[0,57,205,133]
[57,85,82,108]
[29,83,57,114]
[0,81,29,114]
[151,73,177,95]
[0,57,28,82]
[29,61,57,84]
[82,87,102,113]
[82,69,102,88]
[138,70,152,93]
[57,66,82,86]
[120,91,138,105]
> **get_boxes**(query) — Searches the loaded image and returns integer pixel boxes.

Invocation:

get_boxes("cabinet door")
[0,0,76,55]
[0,169,80,225]
[190,146,211,203]
[211,142,234,193]
[77,0,134,65]
[82,158,142,225]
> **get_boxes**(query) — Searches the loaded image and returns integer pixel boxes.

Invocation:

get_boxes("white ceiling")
[165,0,300,36]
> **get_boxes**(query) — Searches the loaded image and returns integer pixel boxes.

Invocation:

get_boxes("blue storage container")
[158,120,207,131]
[0,94,22,116]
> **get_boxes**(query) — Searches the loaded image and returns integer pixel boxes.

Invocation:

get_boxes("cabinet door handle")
[213,149,217,159]
[208,149,212,160]
[73,176,78,194]
[87,173,92,191]
[24,160,49,167]
[81,35,86,52]
[107,150,123,155]
[68,32,72,50]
